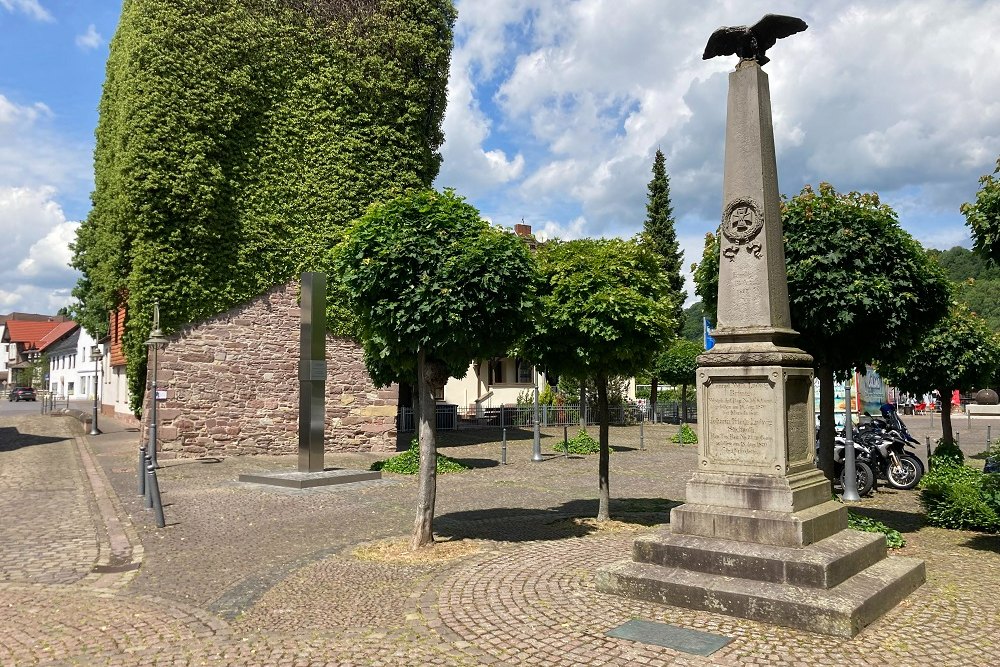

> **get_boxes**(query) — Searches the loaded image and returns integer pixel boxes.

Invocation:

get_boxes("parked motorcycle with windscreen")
[854,407,923,490]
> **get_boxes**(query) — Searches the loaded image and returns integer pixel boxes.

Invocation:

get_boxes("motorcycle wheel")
[840,460,875,497]
[886,454,921,490]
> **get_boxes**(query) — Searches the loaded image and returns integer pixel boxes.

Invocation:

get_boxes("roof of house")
[2,320,77,351]
[37,321,79,352]
[46,328,81,357]
[0,312,69,326]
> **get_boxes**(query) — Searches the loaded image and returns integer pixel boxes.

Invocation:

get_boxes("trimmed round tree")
[694,183,951,479]
[654,339,702,422]
[882,303,1000,446]
[337,189,535,549]
[526,238,676,521]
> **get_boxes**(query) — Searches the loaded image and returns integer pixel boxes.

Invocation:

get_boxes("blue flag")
[704,317,715,350]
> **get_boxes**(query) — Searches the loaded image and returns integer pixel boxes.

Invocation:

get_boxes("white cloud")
[0,187,80,313]
[442,0,1000,288]
[75,24,103,51]
[0,0,52,22]
[0,94,90,196]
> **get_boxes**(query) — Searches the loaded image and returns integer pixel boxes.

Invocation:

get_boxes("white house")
[47,327,101,400]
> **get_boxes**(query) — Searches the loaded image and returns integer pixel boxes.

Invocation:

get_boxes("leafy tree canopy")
[526,238,676,381]
[681,301,705,342]
[962,157,1000,264]
[925,246,1000,333]
[695,183,951,372]
[71,0,456,412]
[654,338,701,387]
[882,303,1000,396]
[335,188,536,387]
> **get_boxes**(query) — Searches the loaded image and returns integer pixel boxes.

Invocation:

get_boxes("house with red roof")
[0,314,74,388]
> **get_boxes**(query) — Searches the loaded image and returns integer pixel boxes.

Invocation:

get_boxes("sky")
[1,0,999,316]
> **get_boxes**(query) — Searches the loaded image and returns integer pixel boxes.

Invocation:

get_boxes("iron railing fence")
[397,400,696,432]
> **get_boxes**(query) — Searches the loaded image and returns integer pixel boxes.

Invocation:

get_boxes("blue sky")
[2,0,999,315]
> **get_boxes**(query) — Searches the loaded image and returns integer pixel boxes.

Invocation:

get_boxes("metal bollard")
[639,418,645,451]
[926,435,932,468]
[144,455,154,509]
[988,425,993,451]
[564,425,569,458]
[146,463,165,528]
[957,432,961,447]
[501,428,507,465]
[138,446,147,496]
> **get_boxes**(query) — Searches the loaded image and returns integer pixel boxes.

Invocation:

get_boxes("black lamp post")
[145,303,169,468]
[89,345,103,436]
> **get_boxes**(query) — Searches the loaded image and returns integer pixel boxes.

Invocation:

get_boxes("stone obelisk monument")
[597,15,924,637]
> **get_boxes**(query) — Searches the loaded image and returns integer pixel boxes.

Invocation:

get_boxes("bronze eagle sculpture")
[703,14,807,66]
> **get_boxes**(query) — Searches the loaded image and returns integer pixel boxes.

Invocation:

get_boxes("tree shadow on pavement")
[848,505,925,533]
[0,427,67,452]
[962,534,1000,554]
[434,497,680,543]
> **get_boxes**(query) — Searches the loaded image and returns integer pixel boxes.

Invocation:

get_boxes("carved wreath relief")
[721,197,763,260]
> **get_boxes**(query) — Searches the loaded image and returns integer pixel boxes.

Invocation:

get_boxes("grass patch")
[555,428,601,454]
[847,511,906,549]
[370,439,469,474]
[670,424,698,444]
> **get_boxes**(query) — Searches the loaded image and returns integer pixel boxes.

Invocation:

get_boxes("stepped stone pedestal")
[595,59,924,637]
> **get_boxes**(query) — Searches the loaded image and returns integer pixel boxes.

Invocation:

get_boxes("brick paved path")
[2,413,999,665]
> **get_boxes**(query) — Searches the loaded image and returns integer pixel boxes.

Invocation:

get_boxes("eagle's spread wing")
[702,26,745,60]
[750,14,808,53]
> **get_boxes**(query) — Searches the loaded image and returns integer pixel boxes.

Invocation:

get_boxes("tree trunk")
[939,386,955,446]
[650,378,659,423]
[596,373,611,522]
[410,348,438,550]
[816,364,836,482]
[580,385,588,426]
[680,383,688,424]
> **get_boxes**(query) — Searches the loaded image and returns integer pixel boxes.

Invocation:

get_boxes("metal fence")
[397,400,696,432]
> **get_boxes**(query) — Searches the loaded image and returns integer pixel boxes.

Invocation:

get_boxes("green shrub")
[932,438,965,466]
[671,424,698,444]
[918,458,1000,532]
[556,428,601,454]
[371,439,468,475]
[847,511,906,549]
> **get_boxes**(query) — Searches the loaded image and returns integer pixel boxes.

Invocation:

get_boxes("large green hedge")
[71,0,455,413]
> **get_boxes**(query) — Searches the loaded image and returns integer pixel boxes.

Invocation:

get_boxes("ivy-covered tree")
[640,148,685,419]
[526,238,675,521]
[653,339,701,422]
[71,0,456,413]
[336,189,535,549]
[882,304,1000,445]
[694,183,951,479]
[962,157,1000,264]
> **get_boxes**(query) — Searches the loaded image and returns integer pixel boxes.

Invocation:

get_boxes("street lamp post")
[89,346,104,435]
[145,303,169,469]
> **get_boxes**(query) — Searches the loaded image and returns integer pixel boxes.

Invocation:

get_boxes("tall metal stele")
[145,302,169,469]
[89,345,103,436]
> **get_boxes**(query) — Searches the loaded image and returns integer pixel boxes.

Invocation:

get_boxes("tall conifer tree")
[641,148,684,419]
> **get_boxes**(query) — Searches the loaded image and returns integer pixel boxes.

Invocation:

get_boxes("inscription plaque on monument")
[706,380,774,465]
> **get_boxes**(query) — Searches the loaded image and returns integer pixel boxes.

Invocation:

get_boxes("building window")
[68,382,75,395]
[515,358,532,384]
[433,385,445,401]
[488,358,504,385]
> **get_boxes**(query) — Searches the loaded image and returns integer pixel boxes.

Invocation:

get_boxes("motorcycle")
[833,433,876,497]
[818,430,875,497]
[854,411,923,490]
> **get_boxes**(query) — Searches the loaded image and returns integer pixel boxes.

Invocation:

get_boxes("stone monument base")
[238,468,381,489]
[596,528,924,637]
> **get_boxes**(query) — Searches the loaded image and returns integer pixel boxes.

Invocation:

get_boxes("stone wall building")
[142,280,398,458]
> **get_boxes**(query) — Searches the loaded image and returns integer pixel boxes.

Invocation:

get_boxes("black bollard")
[144,455,154,509]
[138,446,146,496]
[147,463,165,528]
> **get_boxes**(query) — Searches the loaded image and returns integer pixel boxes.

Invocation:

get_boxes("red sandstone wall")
[144,281,398,457]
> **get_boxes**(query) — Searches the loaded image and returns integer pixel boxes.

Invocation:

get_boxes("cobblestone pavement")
[1,413,999,665]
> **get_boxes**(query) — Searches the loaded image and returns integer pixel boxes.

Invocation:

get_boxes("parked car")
[8,387,36,402]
